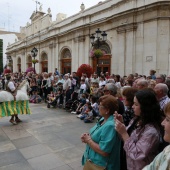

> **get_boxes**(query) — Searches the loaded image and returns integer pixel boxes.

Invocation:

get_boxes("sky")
[0,0,102,32]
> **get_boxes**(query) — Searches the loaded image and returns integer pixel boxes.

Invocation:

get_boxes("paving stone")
[68,159,84,170]
[52,164,73,170]
[0,141,16,152]
[30,131,61,143]
[27,124,63,135]
[0,160,34,170]
[21,120,57,130]
[12,136,40,149]
[0,150,25,167]
[28,153,65,170]
[56,128,86,145]
[44,138,74,152]
[19,144,51,159]
[2,125,31,140]
[75,143,86,152]
[55,147,83,164]
[0,129,9,142]
[0,102,93,170]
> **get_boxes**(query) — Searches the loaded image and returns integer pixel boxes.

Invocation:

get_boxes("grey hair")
[165,78,170,86]
[159,74,166,82]
[138,79,148,88]
[157,83,168,95]
[105,83,117,95]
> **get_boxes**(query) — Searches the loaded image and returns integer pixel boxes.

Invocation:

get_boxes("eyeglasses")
[99,105,105,109]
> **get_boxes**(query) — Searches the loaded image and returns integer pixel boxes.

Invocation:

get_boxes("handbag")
[83,159,107,170]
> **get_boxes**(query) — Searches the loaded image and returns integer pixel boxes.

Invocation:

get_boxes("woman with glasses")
[81,95,121,170]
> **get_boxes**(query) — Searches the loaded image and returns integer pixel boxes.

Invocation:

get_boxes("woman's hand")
[114,111,123,123]
[80,133,91,143]
[115,119,129,142]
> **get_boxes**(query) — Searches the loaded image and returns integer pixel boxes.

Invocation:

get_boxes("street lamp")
[90,28,107,75]
[31,47,38,73]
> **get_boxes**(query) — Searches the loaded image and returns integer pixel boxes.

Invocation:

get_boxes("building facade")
[0,39,3,73]
[6,0,170,76]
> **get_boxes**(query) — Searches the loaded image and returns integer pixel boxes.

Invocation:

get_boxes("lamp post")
[31,47,38,73]
[90,28,107,75]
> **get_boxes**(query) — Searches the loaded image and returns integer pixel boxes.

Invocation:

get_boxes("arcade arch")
[92,42,111,75]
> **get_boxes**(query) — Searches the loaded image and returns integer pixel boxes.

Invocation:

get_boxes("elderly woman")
[115,89,162,170]
[81,95,121,170]
[142,102,170,169]
[122,87,138,126]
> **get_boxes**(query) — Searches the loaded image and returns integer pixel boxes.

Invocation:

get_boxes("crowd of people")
[0,69,170,169]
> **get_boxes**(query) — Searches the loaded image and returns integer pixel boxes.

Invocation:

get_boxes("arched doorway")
[61,48,71,74]
[17,58,21,72]
[27,55,32,68]
[92,43,111,75]
[41,52,48,72]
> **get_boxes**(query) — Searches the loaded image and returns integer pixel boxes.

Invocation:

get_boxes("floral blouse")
[124,119,160,170]
[143,145,170,170]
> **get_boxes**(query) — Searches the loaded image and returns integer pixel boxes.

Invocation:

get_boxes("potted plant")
[90,49,105,58]
[32,59,39,64]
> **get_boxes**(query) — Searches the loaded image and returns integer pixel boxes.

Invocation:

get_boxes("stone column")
[12,56,17,73]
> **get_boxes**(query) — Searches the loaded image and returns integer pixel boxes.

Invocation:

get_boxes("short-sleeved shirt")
[82,115,121,170]
[8,81,16,91]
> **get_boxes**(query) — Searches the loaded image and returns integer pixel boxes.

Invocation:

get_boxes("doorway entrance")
[41,53,48,72]
[61,59,71,74]
[61,48,71,74]
[17,58,21,73]
[92,55,111,74]
[91,43,111,75]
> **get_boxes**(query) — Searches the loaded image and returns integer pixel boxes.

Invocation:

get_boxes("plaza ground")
[0,103,95,170]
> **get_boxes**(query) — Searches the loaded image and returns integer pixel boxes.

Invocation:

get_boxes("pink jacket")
[124,122,160,170]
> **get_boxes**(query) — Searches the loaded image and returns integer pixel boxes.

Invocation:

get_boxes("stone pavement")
[0,103,95,170]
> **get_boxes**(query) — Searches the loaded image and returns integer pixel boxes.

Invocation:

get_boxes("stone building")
[6,0,170,76]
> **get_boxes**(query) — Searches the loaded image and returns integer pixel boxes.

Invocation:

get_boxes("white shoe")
[71,111,76,114]
[77,114,82,118]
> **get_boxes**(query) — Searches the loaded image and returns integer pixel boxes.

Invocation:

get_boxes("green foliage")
[90,49,105,58]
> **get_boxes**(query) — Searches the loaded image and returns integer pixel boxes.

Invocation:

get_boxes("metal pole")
[97,38,100,75]
[34,55,35,73]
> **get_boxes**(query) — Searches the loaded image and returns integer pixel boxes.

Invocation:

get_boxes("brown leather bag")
[83,160,106,170]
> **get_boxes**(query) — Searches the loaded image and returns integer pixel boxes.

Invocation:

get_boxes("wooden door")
[61,59,71,74]
[41,61,48,72]
[92,55,111,75]
[18,64,21,72]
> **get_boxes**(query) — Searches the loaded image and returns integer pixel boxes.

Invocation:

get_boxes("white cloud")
[0,0,102,32]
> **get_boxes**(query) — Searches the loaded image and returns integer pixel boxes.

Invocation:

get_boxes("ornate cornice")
[74,35,85,43]
[117,23,137,34]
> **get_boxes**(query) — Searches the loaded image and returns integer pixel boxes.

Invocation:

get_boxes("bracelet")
[86,138,92,143]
